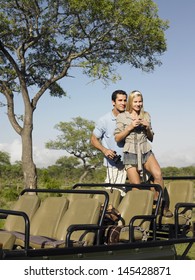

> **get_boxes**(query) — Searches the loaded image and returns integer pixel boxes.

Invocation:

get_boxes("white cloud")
[157,147,195,168]
[0,139,22,163]
[0,139,65,168]
[33,146,65,167]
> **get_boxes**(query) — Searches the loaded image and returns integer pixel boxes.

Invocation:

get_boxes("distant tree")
[55,156,81,183]
[180,166,195,176]
[0,154,23,191]
[162,166,180,177]
[0,0,168,188]
[8,161,23,179]
[55,156,80,169]
[0,150,10,178]
[46,117,103,181]
[0,151,10,165]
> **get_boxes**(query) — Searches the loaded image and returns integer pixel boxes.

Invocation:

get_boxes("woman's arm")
[115,118,139,142]
[145,126,154,142]
[115,127,131,142]
[140,115,154,142]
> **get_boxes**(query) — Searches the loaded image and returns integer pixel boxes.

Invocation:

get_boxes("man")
[91,90,127,184]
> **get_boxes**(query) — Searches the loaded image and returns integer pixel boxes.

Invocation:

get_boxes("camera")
[112,151,121,164]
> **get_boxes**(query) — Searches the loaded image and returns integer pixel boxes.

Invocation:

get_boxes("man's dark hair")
[112,90,127,102]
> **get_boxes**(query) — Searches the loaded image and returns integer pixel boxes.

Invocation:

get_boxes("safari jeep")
[1,177,195,260]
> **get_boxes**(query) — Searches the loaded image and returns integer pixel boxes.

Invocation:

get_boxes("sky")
[0,0,195,168]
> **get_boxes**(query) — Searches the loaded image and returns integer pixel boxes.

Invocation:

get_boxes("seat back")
[166,180,194,218]
[30,196,69,238]
[54,198,101,245]
[4,195,40,232]
[118,190,154,231]
[93,188,121,208]
[67,191,93,207]
[0,232,16,249]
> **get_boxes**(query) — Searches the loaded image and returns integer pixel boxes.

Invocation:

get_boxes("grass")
[175,216,195,259]
[176,243,195,260]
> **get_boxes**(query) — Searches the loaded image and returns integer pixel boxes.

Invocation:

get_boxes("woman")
[114,90,172,217]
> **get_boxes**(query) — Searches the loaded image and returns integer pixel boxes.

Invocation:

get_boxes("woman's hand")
[140,119,154,141]
[131,118,142,128]
[140,118,149,129]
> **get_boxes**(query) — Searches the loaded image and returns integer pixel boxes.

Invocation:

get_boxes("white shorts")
[105,166,127,184]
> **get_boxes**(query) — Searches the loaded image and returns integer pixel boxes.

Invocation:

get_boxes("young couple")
[91,89,172,217]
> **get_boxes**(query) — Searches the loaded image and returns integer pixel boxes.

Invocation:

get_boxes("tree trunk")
[21,121,37,189]
[4,81,38,189]
[79,169,89,182]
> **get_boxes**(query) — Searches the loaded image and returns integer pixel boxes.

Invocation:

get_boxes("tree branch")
[0,82,22,135]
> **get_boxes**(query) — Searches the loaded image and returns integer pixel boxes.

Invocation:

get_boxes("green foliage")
[0,186,18,201]
[0,151,10,165]
[162,166,181,177]
[180,166,195,176]
[49,82,67,98]
[0,159,23,203]
[162,166,195,177]
[0,0,168,93]
[0,181,23,210]
[56,156,80,169]
[37,169,62,189]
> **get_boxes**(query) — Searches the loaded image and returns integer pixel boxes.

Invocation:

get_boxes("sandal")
[163,208,173,217]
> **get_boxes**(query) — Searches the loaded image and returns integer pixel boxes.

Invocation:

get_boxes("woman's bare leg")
[144,154,163,188]
[144,154,173,217]
[126,166,141,190]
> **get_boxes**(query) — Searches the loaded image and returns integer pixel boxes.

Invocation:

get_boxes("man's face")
[113,94,127,113]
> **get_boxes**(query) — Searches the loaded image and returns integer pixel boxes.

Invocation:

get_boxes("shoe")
[153,204,157,210]
[163,208,173,217]
[152,200,157,210]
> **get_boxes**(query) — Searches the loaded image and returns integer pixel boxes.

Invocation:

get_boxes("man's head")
[112,90,127,114]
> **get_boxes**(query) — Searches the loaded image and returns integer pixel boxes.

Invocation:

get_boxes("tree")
[46,117,103,181]
[56,156,83,184]
[54,156,81,183]
[55,156,80,170]
[0,152,23,190]
[0,150,10,165]
[0,0,168,188]
[0,150,10,179]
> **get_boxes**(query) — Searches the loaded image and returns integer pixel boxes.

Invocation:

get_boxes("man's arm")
[91,133,107,154]
[91,133,115,159]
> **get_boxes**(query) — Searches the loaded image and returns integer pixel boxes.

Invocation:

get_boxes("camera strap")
[106,162,125,184]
